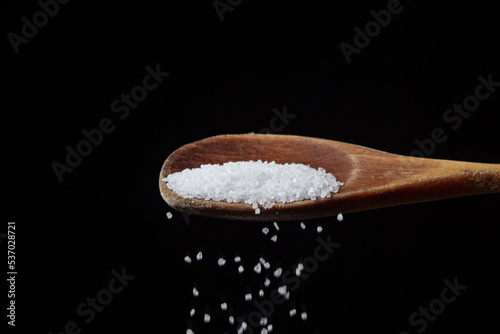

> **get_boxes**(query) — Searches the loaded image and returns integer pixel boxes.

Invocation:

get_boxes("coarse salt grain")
[221,302,227,311]
[300,222,306,229]
[196,251,203,261]
[267,324,273,332]
[274,268,282,278]
[264,278,271,287]
[187,329,194,334]
[218,258,226,266]
[262,227,269,235]
[229,316,235,324]
[245,293,252,301]
[190,309,195,317]
[204,314,211,323]
[235,256,241,263]
[238,265,244,273]
[278,285,287,295]
[273,222,279,230]
[166,212,173,219]
[259,289,264,297]
[184,256,192,264]
[270,235,277,242]
[192,287,199,297]
[317,225,323,233]
[163,160,343,214]
[337,213,344,221]
[301,312,308,320]
[289,309,297,317]
[254,263,262,273]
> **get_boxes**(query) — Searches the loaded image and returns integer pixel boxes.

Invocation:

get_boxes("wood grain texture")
[159,134,500,221]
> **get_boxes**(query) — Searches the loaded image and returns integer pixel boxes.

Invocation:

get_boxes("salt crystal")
[317,225,323,233]
[163,160,343,214]
[229,316,235,324]
[238,265,244,273]
[196,251,203,260]
[218,258,226,266]
[270,235,277,242]
[254,263,262,273]
[260,317,268,326]
[274,268,282,278]
[262,227,269,235]
[184,256,192,264]
[337,213,343,222]
[278,285,287,295]
[259,289,264,297]
[267,324,273,332]
[235,256,241,263]
[264,278,271,287]
[273,222,279,230]
[166,212,173,219]
[190,308,195,317]
[221,302,227,311]
[186,329,194,334]
[301,312,308,320]
[192,287,199,297]
[285,291,290,300]
[263,261,270,269]
[245,293,252,301]
[261,329,268,334]
[204,314,211,323]
[289,309,297,317]
[300,222,306,229]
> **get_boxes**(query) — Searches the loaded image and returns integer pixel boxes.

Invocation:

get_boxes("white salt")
[262,227,269,235]
[273,222,279,230]
[337,213,344,221]
[261,328,268,334]
[196,251,203,261]
[204,314,211,323]
[234,256,241,263]
[192,287,199,297]
[187,329,194,334]
[285,291,290,300]
[260,317,268,326]
[270,235,277,243]
[245,293,252,301]
[300,222,306,229]
[163,160,343,214]
[264,278,271,287]
[218,258,226,266]
[301,312,308,320]
[254,263,262,274]
[166,212,173,219]
[259,289,264,297]
[289,309,296,317]
[190,308,195,317]
[229,316,235,324]
[267,324,273,332]
[274,268,282,277]
[317,225,323,233]
[184,256,192,264]
[238,265,244,273]
[221,302,227,311]
[278,285,287,295]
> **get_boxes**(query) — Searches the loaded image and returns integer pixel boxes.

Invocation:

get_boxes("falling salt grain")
[263,261,270,269]
[192,287,199,297]
[273,222,279,230]
[166,212,173,219]
[190,309,195,317]
[301,312,308,320]
[264,278,271,287]
[163,160,343,214]
[186,329,194,334]
[267,324,273,332]
[262,227,269,235]
[204,314,211,323]
[317,225,323,233]
[285,291,290,300]
[274,268,282,278]
[184,256,192,264]
[261,328,268,334]
[245,293,252,301]
[221,302,227,311]
[289,309,297,317]
[260,317,268,326]
[337,213,344,222]
[218,258,226,266]
[300,222,306,229]
[270,235,277,242]
[259,289,264,297]
[235,256,241,263]
[278,285,287,296]
[229,316,235,324]
[196,251,203,261]
[254,263,262,274]
[238,265,244,273]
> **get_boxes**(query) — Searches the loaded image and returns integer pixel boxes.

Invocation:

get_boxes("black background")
[3,0,500,333]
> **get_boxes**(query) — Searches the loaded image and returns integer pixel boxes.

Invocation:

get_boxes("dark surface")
[4,0,499,333]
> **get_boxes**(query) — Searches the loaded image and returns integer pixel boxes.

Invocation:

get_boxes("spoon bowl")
[159,134,500,221]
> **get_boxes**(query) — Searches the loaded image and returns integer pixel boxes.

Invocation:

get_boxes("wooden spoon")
[159,134,500,221]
